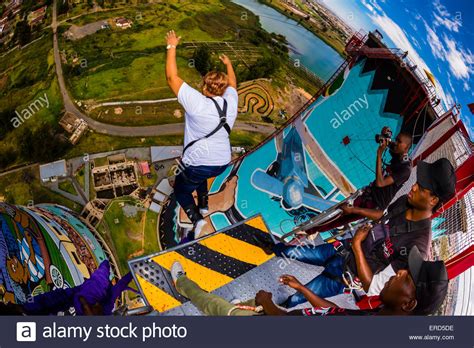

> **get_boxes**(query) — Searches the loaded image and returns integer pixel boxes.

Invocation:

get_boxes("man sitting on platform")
[254,158,456,308]
[169,245,449,316]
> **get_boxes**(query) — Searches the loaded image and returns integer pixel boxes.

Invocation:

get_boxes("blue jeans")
[174,165,227,210]
[274,243,345,308]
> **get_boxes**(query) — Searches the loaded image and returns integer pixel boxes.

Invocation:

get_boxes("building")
[138,161,150,175]
[92,155,138,199]
[59,112,88,144]
[115,17,132,29]
[28,6,47,27]
[39,159,67,183]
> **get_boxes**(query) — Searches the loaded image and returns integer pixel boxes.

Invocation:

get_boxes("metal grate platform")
[129,214,357,315]
[129,215,275,313]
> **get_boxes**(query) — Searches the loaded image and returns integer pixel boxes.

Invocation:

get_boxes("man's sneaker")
[252,234,274,255]
[199,207,209,215]
[194,219,207,239]
[171,261,186,283]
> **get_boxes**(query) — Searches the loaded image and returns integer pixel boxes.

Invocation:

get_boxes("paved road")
[52,0,276,137]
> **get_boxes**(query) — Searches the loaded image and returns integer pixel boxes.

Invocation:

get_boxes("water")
[232,0,344,81]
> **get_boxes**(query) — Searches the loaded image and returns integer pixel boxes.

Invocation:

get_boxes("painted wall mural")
[0,203,108,305]
[159,58,408,248]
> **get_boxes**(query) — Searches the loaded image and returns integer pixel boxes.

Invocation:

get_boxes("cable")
[346,143,376,174]
[411,102,428,145]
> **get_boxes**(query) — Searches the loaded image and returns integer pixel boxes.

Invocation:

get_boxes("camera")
[375,126,393,145]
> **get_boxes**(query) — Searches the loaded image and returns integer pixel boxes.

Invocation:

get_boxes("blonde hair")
[202,71,229,96]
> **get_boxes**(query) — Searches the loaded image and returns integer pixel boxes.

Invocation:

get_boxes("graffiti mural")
[0,203,109,305]
[158,56,432,248]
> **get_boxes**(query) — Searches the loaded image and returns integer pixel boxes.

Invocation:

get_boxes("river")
[232,0,344,81]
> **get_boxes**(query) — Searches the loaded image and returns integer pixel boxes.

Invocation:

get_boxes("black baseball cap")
[417,158,456,203]
[408,246,449,315]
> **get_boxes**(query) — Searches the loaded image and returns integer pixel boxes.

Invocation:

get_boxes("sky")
[320,0,473,136]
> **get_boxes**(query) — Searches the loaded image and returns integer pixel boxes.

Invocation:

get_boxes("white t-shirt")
[366,264,396,296]
[177,82,238,166]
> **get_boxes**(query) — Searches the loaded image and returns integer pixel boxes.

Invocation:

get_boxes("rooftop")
[39,159,67,181]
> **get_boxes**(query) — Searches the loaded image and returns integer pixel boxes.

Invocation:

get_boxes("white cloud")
[424,20,445,60]
[361,0,375,14]
[411,35,421,49]
[443,35,474,80]
[433,0,449,16]
[409,21,418,31]
[423,19,473,81]
[432,0,462,32]
[463,81,469,92]
[433,13,461,32]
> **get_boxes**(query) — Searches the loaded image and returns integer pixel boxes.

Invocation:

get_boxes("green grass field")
[99,197,159,274]
[143,209,160,255]
[89,101,184,126]
[0,167,82,213]
[60,0,265,104]
[65,129,267,160]
[0,34,66,170]
[76,166,86,190]
[138,167,158,188]
[58,179,78,195]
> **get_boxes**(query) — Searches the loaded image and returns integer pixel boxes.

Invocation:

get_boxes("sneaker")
[171,261,185,283]
[194,219,207,239]
[251,234,274,255]
[199,207,209,215]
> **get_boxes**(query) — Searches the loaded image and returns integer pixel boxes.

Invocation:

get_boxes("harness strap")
[182,97,230,156]
[380,195,431,236]
[207,97,231,135]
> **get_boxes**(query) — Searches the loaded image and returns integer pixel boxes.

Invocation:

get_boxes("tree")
[14,20,31,46]
[193,46,211,76]
[18,123,71,163]
[247,55,280,80]
[0,147,16,170]
[0,109,15,140]
[57,0,69,15]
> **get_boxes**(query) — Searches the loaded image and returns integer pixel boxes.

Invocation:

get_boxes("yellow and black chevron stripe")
[130,215,274,312]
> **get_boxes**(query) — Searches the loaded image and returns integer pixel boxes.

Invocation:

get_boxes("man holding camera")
[344,127,413,219]
[310,127,413,233]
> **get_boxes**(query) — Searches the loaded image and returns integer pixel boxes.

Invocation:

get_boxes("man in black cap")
[254,158,456,308]
[254,246,449,316]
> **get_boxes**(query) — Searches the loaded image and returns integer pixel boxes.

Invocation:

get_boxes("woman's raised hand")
[165,30,181,46]
[219,54,232,65]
